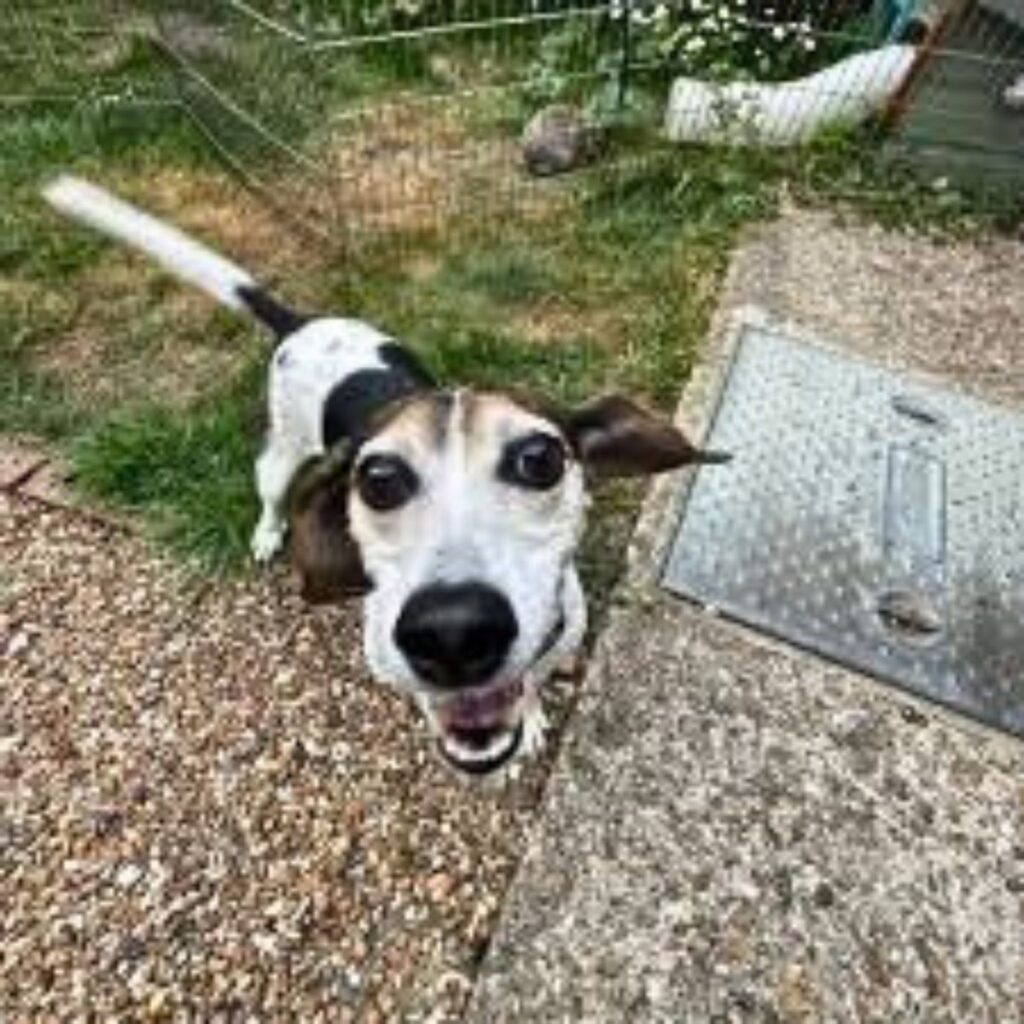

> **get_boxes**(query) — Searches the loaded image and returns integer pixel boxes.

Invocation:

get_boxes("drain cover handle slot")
[891,394,949,429]
[878,444,947,646]
[883,444,946,567]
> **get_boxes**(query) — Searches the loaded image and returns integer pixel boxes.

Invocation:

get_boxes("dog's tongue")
[441,679,523,729]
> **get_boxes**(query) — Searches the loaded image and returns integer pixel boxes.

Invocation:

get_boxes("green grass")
[0,365,92,442]
[440,249,558,307]
[72,364,265,569]
[0,103,216,443]
[3,5,1020,591]
[10,133,1016,575]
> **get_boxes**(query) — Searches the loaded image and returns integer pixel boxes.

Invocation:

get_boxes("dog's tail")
[42,175,305,337]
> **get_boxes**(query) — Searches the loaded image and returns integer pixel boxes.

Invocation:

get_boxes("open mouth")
[432,678,525,774]
[437,721,523,774]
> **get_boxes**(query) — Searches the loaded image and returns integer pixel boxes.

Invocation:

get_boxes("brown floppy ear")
[287,443,372,603]
[563,394,730,478]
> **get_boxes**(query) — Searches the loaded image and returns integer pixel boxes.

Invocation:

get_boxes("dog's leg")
[251,441,300,562]
[519,689,549,758]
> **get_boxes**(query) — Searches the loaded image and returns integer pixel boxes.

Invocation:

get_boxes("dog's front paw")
[251,521,285,563]
[520,700,549,759]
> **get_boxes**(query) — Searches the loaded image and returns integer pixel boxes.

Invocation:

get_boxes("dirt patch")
[512,300,630,348]
[29,94,578,410]
[293,95,573,243]
[15,457,77,508]
[0,278,76,349]
[31,249,257,410]
[118,166,318,287]
[401,252,444,282]
[0,438,49,490]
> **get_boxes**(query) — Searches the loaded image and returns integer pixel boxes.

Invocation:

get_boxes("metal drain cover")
[662,327,1024,735]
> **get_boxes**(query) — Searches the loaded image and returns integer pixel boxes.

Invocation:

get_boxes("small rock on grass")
[521,104,603,177]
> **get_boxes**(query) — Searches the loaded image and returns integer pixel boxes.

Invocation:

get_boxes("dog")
[43,176,728,776]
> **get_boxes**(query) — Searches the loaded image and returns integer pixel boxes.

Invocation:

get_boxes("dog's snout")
[394,583,517,688]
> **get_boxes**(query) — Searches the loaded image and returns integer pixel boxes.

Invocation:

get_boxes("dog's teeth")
[443,728,515,764]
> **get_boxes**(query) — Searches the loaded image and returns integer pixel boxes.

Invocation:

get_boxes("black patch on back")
[237,285,308,338]
[378,342,435,388]
[322,369,421,448]
[321,343,435,447]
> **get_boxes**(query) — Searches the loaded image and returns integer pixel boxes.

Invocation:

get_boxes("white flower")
[685,35,707,51]
[803,36,817,50]
[771,24,787,39]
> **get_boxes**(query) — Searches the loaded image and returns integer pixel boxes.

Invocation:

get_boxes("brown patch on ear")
[287,443,372,603]
[565,394,730,478]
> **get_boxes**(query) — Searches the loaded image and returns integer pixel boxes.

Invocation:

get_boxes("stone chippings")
[0,494,571,1022]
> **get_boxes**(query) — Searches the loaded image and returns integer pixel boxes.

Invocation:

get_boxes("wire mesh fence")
[4,1,169,108]
[4,1,1023,251]
[148,0,883,247]
[149,0,626,248]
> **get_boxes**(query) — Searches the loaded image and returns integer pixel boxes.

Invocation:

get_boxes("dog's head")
[289,388,724,774]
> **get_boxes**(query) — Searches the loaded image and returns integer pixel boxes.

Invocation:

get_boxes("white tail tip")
[42,174,255,310]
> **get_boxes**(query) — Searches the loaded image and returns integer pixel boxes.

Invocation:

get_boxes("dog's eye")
[501,433,565,490]
[356,455,418,511]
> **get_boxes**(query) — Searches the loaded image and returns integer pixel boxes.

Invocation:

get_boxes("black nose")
[394,582,518,688]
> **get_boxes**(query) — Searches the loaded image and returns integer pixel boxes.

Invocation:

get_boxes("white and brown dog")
[43,176,727,775]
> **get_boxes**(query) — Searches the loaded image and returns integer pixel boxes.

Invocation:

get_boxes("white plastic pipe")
[664,44,918,147]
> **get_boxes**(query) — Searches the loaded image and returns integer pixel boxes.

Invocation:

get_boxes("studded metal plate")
[662,327,1024,735]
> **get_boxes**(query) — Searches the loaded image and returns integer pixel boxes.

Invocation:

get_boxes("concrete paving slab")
[465,209,1024,1024]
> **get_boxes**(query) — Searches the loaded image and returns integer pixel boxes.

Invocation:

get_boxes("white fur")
[253,318,395,560]
[42,175,256,309]
[355,392,589,712]
[665,44,917,146]
[349,391,589,769]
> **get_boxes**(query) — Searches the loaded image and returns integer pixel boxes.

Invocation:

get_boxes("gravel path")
[0,493,566,1022]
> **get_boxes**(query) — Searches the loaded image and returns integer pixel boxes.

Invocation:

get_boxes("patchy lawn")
[2,4,1016,593]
